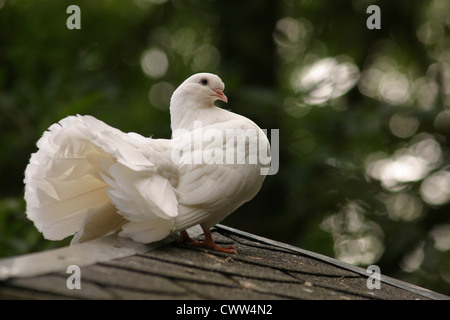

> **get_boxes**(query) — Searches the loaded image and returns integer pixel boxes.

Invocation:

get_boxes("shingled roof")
[0,224,448,300]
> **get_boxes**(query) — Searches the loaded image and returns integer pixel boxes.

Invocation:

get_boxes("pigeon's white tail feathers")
[24,115,178,243]
[71,202,126,244]
[119,217,174,243]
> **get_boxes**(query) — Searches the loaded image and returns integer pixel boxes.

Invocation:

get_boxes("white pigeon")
[24,73,270,254]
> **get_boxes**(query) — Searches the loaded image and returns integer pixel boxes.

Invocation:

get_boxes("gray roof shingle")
[0,225,448,300]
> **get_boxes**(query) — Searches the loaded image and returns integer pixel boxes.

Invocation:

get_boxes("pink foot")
[177,228,237,255]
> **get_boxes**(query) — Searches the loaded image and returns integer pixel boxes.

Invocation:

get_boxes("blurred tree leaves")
[0,0,449,295]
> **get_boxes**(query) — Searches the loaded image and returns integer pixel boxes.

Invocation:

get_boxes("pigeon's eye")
[200,78,208,86]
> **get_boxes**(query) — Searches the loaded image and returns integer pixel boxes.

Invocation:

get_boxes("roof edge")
[215,224,450,300]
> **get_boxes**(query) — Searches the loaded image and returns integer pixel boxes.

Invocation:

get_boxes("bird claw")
[177,230,201,245]
[191,241,238,255]
[177,230,238,254]
[214,246,238,255]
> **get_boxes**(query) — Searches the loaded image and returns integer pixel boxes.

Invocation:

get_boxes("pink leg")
[177,230,202,245]
[177,227,237,254]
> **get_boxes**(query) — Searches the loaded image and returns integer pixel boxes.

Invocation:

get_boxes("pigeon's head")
[171,73,228,108]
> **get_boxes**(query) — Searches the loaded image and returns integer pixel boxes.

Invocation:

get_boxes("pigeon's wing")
[173,118,269,231]
[25,115,179,243]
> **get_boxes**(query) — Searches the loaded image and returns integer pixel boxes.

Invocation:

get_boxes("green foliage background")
[1,0,450,296]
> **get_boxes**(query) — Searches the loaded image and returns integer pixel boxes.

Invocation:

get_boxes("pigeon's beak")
[213,89,228,103]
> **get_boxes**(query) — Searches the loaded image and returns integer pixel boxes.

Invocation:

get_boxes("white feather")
[71,202,125,244]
